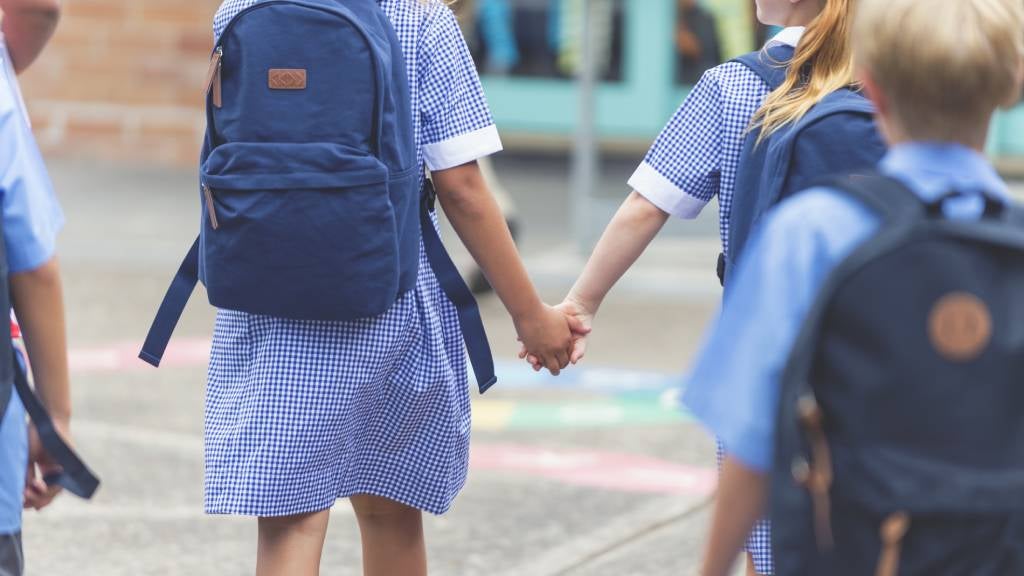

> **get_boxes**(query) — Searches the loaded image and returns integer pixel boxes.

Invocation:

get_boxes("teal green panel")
[481,0,678,139]
[995,104,1024,157]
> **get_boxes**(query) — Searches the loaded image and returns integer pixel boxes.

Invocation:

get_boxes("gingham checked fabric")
[629,62,773,257]
[205,0,498,517]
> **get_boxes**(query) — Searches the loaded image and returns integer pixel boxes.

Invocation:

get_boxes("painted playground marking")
[74,419,715,498]
[71,338,692,431]
[471,444,715,497]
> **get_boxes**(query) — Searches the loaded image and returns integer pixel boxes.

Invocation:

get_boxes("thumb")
[565,314,591,335]
[570,337,588,364]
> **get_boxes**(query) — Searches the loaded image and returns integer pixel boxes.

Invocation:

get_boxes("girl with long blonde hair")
[522,1,865,574]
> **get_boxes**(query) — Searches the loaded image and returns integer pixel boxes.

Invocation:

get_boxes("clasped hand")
[516,296,594,375]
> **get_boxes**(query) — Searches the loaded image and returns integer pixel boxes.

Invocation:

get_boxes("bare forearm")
[10,258,70,422]
[433,163,543,320]
[1,0,61,73]
[701,457,769,576]
[568,191,669,313]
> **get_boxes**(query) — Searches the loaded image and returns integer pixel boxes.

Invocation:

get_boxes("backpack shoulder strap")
[731,43,794,91]
[13,354,100,498]
[139,237,200,367]
[419,181,497,393]
[815,173,925,223]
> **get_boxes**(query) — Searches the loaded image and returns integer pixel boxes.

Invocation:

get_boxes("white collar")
[769,26,806,48]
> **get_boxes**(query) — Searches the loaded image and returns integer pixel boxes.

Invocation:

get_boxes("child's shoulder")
[693,58,772,101]
[765,186,879,254]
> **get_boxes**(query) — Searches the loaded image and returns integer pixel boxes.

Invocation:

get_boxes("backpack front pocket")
[200,142,402,321]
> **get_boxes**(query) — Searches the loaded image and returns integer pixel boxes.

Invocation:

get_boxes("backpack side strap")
[139,237,200,367]
[14,352,100,499]
[420,181,497,394]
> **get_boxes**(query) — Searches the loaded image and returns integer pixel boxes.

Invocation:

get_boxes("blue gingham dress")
[205,0,503,518]
[627,28,804,575]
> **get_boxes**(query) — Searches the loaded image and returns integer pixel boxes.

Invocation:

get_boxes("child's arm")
[0,0,61,73]
[432,161,586,375]
[10,256,71,510]
[701,456,769,576]
[524,192,669,366]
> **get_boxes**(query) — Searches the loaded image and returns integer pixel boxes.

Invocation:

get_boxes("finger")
[545,356,561,376]
[555,350,570,370]
[24,477,48,510]
[565,314,592,335]
[29,484,62,511]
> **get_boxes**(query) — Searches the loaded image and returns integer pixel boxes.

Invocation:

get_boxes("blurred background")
[11,1,1024,575]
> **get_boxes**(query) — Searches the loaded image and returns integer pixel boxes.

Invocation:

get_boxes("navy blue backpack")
[140,0,496,392]
[771,175,1024,575]
[718,45,887,284]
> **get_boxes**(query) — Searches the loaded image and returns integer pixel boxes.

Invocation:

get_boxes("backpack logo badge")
[269,69,307,90]
[928,292,992,362]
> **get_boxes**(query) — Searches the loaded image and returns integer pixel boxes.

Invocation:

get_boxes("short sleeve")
[0,49,63,275]
[627,68,724,219]
[681,189,877,471]
[418,6,502,171]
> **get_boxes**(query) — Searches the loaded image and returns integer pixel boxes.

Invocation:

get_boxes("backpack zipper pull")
[797,394,835,552]
[203,184,220,230]
[204,47,223,108]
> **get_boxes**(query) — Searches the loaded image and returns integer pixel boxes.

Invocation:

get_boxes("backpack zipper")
[203,184,220,230]
[204,47,224,108]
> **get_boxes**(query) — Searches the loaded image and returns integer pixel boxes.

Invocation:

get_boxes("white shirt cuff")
[627,162,708,219]
[423,125,504,171]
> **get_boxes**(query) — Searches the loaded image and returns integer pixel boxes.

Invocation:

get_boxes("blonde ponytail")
[753,0,857,141]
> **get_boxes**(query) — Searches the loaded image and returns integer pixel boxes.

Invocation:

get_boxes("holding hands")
[518,294,595,375]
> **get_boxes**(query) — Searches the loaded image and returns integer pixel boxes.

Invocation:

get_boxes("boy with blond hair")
[682,0,1024,574]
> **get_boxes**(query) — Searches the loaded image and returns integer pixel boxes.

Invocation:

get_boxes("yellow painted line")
[472,399,518,431]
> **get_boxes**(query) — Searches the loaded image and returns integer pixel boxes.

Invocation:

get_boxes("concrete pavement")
[22,156,726,576]
[20,154,1024,575]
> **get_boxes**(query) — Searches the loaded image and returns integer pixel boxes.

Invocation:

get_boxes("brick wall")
[17,0,222,166]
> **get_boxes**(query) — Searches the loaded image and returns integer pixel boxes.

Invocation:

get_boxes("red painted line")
[471,444,716,496]
[70,339,211,372]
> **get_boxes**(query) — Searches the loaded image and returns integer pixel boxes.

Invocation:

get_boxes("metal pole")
[571,0,598,254]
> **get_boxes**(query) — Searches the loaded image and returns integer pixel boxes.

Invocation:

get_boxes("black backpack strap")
[139,237,200,367]
[420,181,497,394]
[731,43,795,91]
[815,173,926,223]
[14,352,100,499]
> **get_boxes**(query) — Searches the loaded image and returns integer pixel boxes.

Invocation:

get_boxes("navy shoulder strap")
[139,237,200,368]
[419,181,497,393]
[731,43,795,91]
[13,355,100,499]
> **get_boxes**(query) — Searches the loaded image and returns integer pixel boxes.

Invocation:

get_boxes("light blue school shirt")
[0,39,67,533]
[682,143,1010,473]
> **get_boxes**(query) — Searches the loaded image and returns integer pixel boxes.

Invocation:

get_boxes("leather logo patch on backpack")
[268,69,307,90]
[928,292,992,362]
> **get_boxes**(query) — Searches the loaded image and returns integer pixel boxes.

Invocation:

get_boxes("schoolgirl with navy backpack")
[526,1,855,574]
[140,0,584,573]
[684,0,1024,573]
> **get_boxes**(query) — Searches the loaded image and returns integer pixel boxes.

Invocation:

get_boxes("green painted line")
[505,397,694,430]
